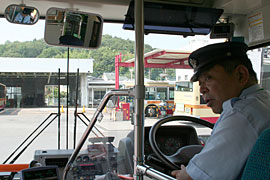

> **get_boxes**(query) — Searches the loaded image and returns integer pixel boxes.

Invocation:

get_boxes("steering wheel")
[149,116,214,170]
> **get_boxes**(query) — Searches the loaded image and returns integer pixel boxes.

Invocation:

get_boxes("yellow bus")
[124,80,175,117]
[174,81,219,123]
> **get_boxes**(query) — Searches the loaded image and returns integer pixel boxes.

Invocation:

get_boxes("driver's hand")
[171,165,193,180]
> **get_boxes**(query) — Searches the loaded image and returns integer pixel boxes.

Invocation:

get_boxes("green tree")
[0,35,178,80]
[91,46,118,77]
[39,47,65,58]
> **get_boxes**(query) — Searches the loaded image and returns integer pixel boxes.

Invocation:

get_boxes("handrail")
[3,113,59,164]
[63,89,134,180]
[137,165,176,180]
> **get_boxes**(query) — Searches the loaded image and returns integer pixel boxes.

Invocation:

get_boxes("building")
[88,73,128,107]
[0,57,93,108]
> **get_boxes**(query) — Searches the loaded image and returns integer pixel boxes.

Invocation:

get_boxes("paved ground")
[0,108,212,164]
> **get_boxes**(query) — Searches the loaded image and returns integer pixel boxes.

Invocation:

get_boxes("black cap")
[188,42,249,82]
[23,8,33,15]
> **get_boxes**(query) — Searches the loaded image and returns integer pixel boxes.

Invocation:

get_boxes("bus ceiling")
[0,0,268,19]
[1,0,270,47]
[0,0,267,20]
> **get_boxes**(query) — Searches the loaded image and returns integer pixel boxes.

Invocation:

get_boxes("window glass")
[259,47,270,94]
[94,90,106,99]
[175,81,193,92]
[169,87,174,100]
[247,48,262,85]
[157,87,167,100]
[145,87,155,100]
[0,18,226,175]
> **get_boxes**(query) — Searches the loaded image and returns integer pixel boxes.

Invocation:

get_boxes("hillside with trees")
[0,35,175,80]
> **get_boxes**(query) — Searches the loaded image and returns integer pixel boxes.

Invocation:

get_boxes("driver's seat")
[117,131,134,174]
[241,129,270,180]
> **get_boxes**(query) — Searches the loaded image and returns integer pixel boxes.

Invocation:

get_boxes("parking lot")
[0,108,212,164]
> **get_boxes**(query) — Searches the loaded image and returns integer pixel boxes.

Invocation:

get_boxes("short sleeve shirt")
[186,84,270,180]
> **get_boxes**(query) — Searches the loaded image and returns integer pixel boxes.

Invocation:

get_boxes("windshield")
[0,17,267,179]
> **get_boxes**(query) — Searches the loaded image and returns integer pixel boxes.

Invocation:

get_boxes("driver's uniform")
[186,84,270,180]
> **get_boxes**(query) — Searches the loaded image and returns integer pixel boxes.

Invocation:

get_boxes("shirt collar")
[239,84,262,99]
[221,84,261,115]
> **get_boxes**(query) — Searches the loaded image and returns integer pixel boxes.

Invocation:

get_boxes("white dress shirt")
[186,84,270,180]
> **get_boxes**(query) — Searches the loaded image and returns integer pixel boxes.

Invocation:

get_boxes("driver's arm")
[183,100,258,180]
[171,165,193,180]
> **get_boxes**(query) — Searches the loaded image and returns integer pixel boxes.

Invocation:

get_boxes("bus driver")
[171,42,270,180]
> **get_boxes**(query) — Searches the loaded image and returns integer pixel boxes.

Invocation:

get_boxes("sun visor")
[123,1,224,36]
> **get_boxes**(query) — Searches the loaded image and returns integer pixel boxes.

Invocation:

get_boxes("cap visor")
[190,62,217,82]
[190,72,199,82]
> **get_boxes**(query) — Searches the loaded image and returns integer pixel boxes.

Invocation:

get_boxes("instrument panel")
[144,125,200,156]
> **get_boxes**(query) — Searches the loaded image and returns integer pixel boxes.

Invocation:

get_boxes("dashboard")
[9,125,204,180]
[144,125,201,156]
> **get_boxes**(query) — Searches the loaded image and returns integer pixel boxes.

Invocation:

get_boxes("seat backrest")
[241,129,270,180]
[117,130,134,174]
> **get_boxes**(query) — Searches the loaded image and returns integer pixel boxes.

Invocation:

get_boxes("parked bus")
[174,81,219,123]
[124,80,175,117]
[0,83,6,111]
[0,0,270,180]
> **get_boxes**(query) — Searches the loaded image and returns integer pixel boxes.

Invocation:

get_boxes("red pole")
[115,53,121,109]
[115,54,119,89]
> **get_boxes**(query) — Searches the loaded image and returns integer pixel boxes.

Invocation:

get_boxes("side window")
[156,88,167,100]
[248,48,269,91]
[169,87,174,100]
[260,47,270,91]
[175,82,193,92]
[94,90,106,99]
[145,87,155,100]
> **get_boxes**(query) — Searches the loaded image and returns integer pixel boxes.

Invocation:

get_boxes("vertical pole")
[115,54,121,109]
[134,0,145,179]
[92,88,94,108]
[58,68,61,150]
[66,47,69,149]
[115,55,119,90]
[74,68,79,149]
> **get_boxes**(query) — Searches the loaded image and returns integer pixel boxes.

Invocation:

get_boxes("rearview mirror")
[44,8,103,49]
[4,4,40,25]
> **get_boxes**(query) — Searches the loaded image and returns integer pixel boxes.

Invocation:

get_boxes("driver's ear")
[234,65,249,87]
